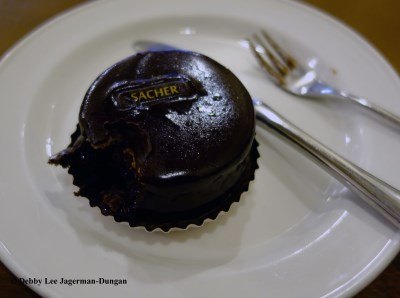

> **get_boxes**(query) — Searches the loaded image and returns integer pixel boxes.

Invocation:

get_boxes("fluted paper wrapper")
[50,136,259,233]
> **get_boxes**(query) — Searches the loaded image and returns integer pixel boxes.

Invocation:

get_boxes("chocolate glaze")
[50,51,258,231]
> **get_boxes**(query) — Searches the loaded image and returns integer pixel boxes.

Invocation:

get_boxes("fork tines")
[248,29,297,85]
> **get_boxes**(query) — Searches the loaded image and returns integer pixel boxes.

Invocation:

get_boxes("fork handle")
[309,80,400,127]
[253,99,400,228]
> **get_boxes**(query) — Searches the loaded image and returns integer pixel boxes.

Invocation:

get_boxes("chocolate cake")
[49,50,258,231]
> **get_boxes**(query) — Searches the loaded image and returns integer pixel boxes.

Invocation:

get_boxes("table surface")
[0,0,399,297]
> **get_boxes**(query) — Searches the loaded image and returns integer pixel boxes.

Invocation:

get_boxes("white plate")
[0,0,399,297]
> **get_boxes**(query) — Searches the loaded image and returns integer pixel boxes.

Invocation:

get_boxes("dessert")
[49,50,259,231]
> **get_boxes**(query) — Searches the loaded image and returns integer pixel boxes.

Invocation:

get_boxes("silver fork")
[248,30,400,127]
[133,40,400,228]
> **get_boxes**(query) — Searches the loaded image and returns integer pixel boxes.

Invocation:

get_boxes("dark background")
[0,0,399,297]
